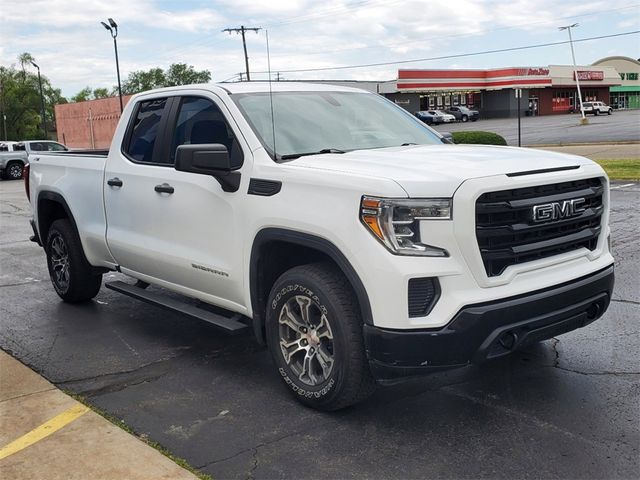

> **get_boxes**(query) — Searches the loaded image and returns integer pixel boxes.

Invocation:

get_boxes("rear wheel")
[266,263,376,410]
[607,109,612,115]
[594,109,599,116]
[461,115,469,122]
[46,219,102,302]
[5,162,23,180]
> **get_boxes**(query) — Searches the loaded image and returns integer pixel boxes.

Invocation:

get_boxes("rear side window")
[125,98,168,163]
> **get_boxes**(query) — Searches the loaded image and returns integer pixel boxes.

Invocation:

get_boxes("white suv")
[582,101,612,115]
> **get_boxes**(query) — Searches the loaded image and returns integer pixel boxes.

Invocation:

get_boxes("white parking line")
[610,183,636,190]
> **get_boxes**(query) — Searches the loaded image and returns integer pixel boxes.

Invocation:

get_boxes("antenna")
[266,29,277,161]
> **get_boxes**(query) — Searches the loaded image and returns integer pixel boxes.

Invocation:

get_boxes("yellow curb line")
[0,404,90,460]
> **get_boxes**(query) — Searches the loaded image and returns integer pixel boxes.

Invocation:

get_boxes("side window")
[171,97,243,168]
[30,142,46,151]
[125,98,168,163]
[47,142,67,151]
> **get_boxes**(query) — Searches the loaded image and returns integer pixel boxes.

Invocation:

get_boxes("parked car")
[414,110,439,125]
[431,110,456,123]
[27,82,613,410]
[582,101,612,115]
[0,140,68,180]
[445,106,480,122]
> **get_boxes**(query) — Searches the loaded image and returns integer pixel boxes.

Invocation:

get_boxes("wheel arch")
[36,191,79,245]
[250,228,373,344]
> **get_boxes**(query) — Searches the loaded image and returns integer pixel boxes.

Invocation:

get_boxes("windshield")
[232,91,443,160]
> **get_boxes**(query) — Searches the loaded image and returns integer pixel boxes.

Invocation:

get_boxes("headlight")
[360,196,450,256]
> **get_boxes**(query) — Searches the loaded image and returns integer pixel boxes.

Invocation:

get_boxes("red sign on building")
[574,71,604,81]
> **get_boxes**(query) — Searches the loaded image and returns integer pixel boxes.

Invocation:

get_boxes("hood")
[289,144,593,197]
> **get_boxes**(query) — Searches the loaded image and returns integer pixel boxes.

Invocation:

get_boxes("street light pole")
[559,23,587,125]
[101,18,123,113]
[30,61,47,138]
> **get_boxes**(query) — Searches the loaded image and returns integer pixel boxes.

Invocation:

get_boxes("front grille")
[476,178,604,277]
[408,277,440,317]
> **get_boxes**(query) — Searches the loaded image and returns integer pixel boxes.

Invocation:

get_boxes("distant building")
[592,56,640,109]
[393,64,622,117]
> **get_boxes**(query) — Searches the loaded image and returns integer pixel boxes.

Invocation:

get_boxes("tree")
[92,88,110,99]
[71,87,92,103]
[165,63,211,87]
[121,67,165,95]
[121,63,211,94]
[0,52,67,140]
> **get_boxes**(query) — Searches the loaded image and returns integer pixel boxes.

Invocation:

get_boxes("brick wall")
[55,95,133,149]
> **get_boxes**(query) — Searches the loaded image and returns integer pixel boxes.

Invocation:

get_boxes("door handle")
[154,183,174,194]
[107,177,123,187]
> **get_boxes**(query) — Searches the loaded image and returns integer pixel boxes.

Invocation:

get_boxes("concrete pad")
[0,352,55,402]
[0,351,198,480]
[0,389,76,445]
[1,412,197,480]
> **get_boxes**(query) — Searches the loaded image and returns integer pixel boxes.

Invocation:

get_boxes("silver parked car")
[0,140,68,180]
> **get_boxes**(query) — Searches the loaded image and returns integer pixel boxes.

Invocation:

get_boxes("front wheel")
[594,110,599,116]
[46,219,102,302]
[607,109,612,115]
[266,263,376,410]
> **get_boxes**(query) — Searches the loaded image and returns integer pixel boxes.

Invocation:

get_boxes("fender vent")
[408,277,440,318]
[248,178,282,196]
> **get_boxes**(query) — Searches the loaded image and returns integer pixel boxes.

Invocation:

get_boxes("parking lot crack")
[611,298,640,306]
[55,352,187,397]
[196,429,307,472]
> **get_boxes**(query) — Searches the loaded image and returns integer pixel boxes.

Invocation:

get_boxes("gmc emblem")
[532,198,586,223]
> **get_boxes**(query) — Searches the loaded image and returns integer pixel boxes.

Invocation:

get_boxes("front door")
[103,92,249,311]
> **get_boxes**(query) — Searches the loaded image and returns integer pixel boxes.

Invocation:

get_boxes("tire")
[594,110,599,116]
[608,109,612,115]
[266,262,376,411]
[461,115,468,122]
[5,162,23,180]
[45,219,102,302]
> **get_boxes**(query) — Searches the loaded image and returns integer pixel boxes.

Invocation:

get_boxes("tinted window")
[47,142,67,151]
[14,143,26,151]
[125,98,168,163]
[30,142,47,151]
[171,97,243,168]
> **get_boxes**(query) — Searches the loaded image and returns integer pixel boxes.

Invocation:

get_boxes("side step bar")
[105,281,249,335]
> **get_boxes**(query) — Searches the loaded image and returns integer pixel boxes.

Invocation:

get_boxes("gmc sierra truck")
[26,82,614,410]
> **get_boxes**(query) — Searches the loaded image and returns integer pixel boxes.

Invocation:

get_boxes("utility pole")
[559,23,587,125]
[223,26,262,81]
[275,72,283,81]
[515,88,522,147]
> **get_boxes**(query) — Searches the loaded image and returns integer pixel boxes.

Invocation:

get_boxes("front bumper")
[364,264,614,383]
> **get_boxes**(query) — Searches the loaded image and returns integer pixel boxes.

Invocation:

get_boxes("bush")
[452,131,507,146]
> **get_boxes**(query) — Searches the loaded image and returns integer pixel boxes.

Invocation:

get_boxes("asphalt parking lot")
[1,178,638,479]
[432,109,640,146]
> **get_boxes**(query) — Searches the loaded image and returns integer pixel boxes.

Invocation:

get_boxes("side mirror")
[440,132,454,144]
[175,144,240,192]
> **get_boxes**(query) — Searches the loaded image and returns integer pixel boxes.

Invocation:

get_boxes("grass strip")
[594,159,640,181]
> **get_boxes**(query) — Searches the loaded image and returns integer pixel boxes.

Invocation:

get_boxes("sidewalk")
[529,143,640,160]
[0,351,198,480]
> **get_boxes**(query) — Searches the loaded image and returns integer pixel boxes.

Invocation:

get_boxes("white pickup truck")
[27,82,614,410]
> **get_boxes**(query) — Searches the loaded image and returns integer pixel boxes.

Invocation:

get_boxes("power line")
[266,3,640,59]
[253,30,640,74]
[222,26,262,81]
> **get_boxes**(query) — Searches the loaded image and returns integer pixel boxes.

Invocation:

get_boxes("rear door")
[103,92,249,310]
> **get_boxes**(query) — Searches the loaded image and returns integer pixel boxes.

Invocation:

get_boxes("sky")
[1,0,639,98]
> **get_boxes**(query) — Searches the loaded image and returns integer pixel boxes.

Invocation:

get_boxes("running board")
[105,281,249,335]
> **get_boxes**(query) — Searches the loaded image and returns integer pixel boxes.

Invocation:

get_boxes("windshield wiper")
[280,148,346,160]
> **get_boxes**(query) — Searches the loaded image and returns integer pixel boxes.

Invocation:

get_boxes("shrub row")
[452,131,507,146]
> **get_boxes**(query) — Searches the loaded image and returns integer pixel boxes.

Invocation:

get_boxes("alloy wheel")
[278,295,335,386]
[50,235,70,291]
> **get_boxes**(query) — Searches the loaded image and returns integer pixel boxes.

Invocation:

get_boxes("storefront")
[394,65,621,118]
[592,56,640,109]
